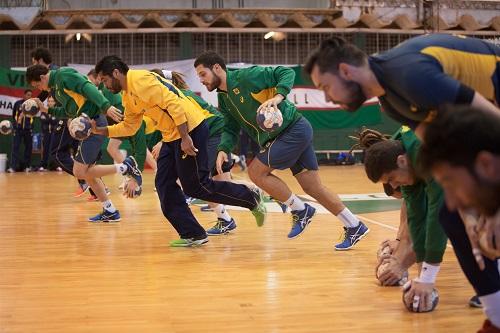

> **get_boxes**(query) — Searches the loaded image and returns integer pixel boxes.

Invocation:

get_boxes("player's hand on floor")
[377,255,405,286]
[406,280,435,312]
[123,178,139,199]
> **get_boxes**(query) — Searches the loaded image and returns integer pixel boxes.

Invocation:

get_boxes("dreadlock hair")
[350,127,405,183]
[150,69,189,89]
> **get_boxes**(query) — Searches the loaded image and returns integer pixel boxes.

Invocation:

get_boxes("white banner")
[0,95,18,117]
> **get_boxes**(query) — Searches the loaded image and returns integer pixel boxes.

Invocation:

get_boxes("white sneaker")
[56,167,62,172]
[38,166,46,172]
[6,168,15,173]
[25,167,32,173]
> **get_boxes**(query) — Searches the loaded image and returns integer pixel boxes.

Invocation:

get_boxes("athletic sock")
[102,200,117,213]
[337,207,360,228]
[284,194,306,212]
[214,205,232,222]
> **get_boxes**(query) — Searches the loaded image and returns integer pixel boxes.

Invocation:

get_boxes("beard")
[204,71,222,92]
[108,77,123,94]
[341,78,368,112]
[472,177,500,216]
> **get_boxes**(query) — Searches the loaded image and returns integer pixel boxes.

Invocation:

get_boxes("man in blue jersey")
[305,34,500,331]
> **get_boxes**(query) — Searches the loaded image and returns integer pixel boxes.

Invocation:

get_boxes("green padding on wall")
[300,104,381,129]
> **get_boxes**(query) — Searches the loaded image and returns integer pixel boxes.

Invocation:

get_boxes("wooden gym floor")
[0,166,484,332]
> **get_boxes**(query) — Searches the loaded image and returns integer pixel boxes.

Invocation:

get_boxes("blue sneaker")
[88,209,121,223]
[287,203,316,239]
[335,221,369,250]
[122,156,142,186]
[206,218,237,235]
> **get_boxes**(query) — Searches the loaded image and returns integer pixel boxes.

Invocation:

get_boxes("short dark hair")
[419,105,500,173]
[304,36,367,76]
[87,68,97,77]
[24,89,32,94]
[194,51,227,71]
[26,64,49,83]
[364,140,405,182]
[95,55,129,76]
[30,47,52,64]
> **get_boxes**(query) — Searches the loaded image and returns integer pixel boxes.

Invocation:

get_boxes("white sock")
[480,290,500,328]
[284,194,306,212]
[337,207,359,228]
[102,200,117,213]
[116,163,127,174]
[214,205,231,222]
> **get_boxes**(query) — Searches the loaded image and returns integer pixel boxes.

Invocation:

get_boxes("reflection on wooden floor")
[0,166,484,332]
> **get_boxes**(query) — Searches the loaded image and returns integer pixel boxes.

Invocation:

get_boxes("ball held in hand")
[69,114,92,140]
[21,99,39,117]
[256,106,283,132]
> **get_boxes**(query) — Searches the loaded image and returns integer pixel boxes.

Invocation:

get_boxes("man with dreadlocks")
[354,126,448,313]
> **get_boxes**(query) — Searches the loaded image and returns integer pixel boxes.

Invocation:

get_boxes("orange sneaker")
[87,194,98,202]
[74,183,90,197]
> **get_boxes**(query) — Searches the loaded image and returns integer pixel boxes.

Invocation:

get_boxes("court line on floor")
[359,215,453,249]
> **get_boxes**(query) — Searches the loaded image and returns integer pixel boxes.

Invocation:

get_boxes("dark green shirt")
[217,66,302,154]
[47,68,111,119]
[395,127,448,263]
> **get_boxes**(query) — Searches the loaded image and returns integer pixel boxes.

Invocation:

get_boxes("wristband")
[415,262,440,284]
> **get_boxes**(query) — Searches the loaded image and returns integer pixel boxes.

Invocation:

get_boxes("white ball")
[256,106,283,132]
[0,119,13,135]
[69,116,92,140]
[21,99,39,117]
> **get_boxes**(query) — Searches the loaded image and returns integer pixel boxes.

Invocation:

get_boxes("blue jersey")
[369,34,500,129]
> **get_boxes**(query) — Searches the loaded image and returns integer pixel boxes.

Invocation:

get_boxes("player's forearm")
[93,126,109,136]
[177,122,190,139]
[471,92,500,117]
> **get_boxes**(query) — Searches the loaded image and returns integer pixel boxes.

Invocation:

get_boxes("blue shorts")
[74,114,107,165]
[256,117,319,175]
[206,133,233,175]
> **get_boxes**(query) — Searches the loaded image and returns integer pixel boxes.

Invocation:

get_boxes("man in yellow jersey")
[92,55,266,247]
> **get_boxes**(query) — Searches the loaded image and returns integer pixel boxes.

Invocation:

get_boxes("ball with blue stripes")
[256,106,283,132]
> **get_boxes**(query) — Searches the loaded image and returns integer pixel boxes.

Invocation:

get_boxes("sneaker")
[56,167,63,172]
[6,168,15,173]
[24,167,32,173]
[38,166,46,172]
[88,209,121,223]
[74,182,90,197]
[169,235,209,247]
[122,156,142,186]
[185,195,195,205]
[251,188,267,227]
[238,155,247,171]
[335,221,370,250]
[87,194,98,202]
[469,295,482,308]
[206,218,237,235]
[287,203,316,239]
[200,205,213,212]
